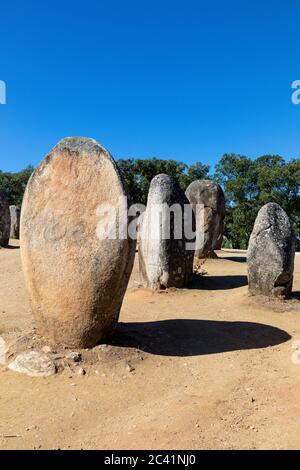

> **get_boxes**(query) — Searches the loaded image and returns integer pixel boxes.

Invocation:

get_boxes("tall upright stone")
[185,180,225,258]
[139,174,194,289]
[10,206,20,239]
[21,137,136,348]
[247,203,295,298]
[0,192,10,247]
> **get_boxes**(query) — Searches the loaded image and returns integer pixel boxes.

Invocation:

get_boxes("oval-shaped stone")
[247,202,295,298]
[139,174,194,289]
[10,205,20,239]
[0,192,10,247]
[21,137,136,347]
[185,179,225,258]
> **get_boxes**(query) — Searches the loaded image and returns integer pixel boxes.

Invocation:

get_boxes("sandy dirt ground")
[0,240,300,450]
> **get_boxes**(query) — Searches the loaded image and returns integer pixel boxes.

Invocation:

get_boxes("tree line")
[0,154,299,250]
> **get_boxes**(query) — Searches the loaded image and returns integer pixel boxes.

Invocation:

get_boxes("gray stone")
[139,174,194,289]
[66,351,81,362]
[0,192,10,247]
[8,351,56,377]
[136,211,145,253]
[20,137,136,348]
[9,206,20,239]
[185,180,225,258]
[247,203,295,298]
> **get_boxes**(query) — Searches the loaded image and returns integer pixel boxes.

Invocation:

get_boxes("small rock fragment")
[66,351,81,362]
[77,367,86,376]
[8,351,56,377]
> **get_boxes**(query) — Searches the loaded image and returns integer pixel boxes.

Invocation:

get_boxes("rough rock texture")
[9,205,20,239]
[20,137,136,348]
[8,351,56,377]
[247,203,295,298]
[0,337,8,365]
[0,192,10,247]
[185,180,225,258]
[139,174,194,289]
[136,211,145,252]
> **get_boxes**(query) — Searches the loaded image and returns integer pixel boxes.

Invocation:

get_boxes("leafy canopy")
[0,154,299,250]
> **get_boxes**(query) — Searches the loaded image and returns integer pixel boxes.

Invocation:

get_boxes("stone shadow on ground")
[291,291,300,301]
[221,256,247,263]
[108,319,291,357]
[189,274,248,290]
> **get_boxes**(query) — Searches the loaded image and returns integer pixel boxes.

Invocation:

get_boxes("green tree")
[0,166,34,207]
[215,154,300,249]
[117,157,210,204]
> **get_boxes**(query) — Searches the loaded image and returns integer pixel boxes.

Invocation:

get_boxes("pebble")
[77,367,86,376]
[126,363,135,373]
[8,351,56,377]
[66,351,81,362]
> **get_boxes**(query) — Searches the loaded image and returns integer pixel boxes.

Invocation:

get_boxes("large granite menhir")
[21,137,136,348]
[139,174,194,289]
[0,192,10,247]
[10,205,20,239]
[185,180,225,258]
[247,203,295,298]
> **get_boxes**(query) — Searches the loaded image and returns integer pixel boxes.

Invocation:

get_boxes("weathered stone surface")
[185,180,225,258]
[247,203,295,298]
[0,192,10,247]
[20,137,136,348]
[9,205,20,239]
[139,174,194,289]
[0,337,8,364]
[136,211,145,252]
[8,351,56,377]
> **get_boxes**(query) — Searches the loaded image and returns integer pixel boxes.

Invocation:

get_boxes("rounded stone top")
[185,179,225,214]
[147,174,189,206]
[53,137,107,156]
[251,202,292,239]
[150,173,173,186]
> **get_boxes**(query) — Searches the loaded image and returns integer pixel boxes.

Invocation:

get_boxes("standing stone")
[0,192,10,247]
[136,211,145,252]
[9,205,20,239]
[21,137,136,348]
[185,180,225,258]
[247,203,295,298]
[139,174,194,289]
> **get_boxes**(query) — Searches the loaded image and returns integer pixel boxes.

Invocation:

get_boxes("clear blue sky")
[1,0,300,172]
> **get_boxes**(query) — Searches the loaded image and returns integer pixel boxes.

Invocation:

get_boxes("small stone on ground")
[8,351,56,377]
